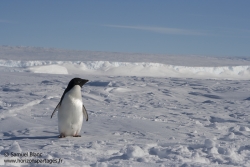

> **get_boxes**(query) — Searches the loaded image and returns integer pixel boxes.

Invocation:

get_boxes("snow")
[0,46,250,166]
[1,59,250,79]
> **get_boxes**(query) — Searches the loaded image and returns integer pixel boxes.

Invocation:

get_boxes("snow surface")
[1,46,250,166]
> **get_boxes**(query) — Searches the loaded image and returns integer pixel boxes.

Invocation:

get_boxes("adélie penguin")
[51,78,89,138]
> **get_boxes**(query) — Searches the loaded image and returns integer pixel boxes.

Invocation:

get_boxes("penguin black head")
[61,78,88,103]
[63,78,88,97]
[67,78,89,89]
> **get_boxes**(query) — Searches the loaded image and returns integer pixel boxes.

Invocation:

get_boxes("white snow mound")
[28,65,68,74]
[124,145,145,158]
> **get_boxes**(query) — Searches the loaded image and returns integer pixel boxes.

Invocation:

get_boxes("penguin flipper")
[82,105,88,121]
[51,103,60,118]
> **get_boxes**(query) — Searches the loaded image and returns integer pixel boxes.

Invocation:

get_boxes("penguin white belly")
[58,86,83,136]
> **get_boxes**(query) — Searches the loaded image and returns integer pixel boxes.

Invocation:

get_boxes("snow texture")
[0,46,250,166]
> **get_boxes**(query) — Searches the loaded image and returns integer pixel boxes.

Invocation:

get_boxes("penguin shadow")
[3,136,58,141]
[3,131,59,140]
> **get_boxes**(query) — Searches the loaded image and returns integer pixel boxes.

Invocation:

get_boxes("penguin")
[51,78,89,138]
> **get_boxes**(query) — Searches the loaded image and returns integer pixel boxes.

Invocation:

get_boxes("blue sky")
[1,1,250,57]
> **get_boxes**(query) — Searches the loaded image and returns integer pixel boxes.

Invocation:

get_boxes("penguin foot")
[73,135,81,137]
[59,134,65,138]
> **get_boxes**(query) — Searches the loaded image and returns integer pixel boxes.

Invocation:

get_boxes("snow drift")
[1,59,250,79]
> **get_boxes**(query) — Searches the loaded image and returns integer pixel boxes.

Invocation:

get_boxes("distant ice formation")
[0,59,250,79]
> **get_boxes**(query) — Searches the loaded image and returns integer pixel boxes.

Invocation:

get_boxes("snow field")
[0,71,250,166]
[1,46,250,166]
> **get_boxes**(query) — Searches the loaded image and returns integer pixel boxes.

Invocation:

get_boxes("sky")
[0,0,250,57]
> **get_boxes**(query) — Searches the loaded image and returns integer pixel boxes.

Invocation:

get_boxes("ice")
[1,59,250,79]
[1,46,250,166]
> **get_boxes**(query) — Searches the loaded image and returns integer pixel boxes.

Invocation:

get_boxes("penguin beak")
[81,79,89,86]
